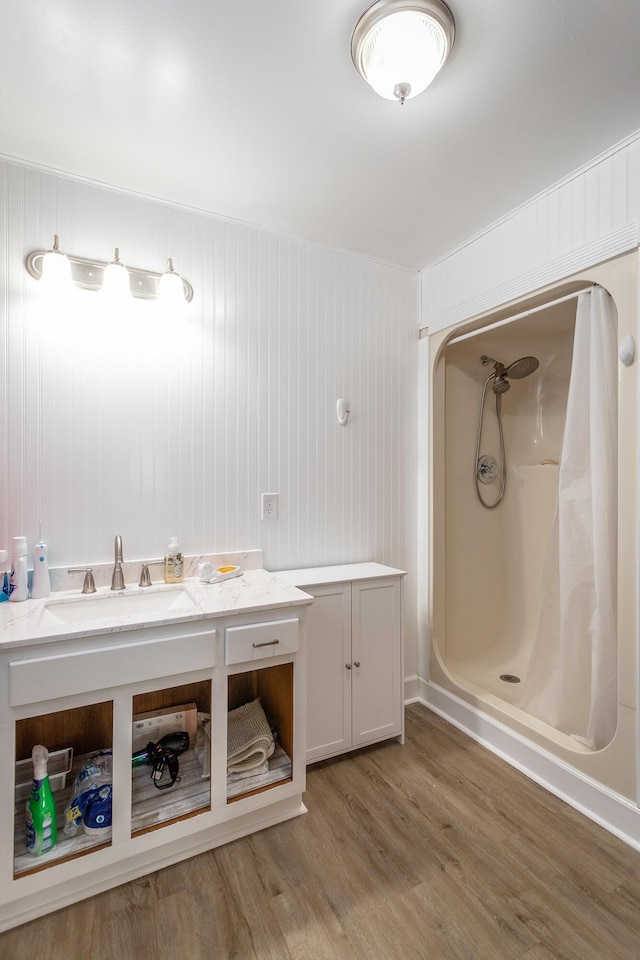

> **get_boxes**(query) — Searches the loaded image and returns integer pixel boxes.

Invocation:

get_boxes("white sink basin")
[40,586,198,626]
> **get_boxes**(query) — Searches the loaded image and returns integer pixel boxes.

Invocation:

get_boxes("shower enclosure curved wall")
[429,254,638,801]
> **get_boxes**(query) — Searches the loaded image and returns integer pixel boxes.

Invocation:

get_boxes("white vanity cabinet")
[275,564,405,763]
[0,575,310,932]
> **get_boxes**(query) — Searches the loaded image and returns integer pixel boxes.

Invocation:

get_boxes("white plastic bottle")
[9,537,29,602]
[31,524,51,599]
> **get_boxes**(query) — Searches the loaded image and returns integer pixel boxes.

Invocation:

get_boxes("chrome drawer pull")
[252,639,280,648]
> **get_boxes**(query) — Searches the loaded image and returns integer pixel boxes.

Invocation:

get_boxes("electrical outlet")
[261,492,278,520]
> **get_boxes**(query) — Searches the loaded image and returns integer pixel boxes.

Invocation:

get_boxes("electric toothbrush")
[31,521,51,599]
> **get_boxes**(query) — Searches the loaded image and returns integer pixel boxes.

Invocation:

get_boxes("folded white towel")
[227,760,269,782]
[227,698,275,773]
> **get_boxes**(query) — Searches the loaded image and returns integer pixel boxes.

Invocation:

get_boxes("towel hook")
[337,398,350,425]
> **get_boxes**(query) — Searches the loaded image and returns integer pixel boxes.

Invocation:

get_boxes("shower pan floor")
[443,648,593,754]
[447,649,529,705]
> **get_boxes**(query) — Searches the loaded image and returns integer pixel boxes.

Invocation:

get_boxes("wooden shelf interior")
[228,662,293,759]
[14,702,114,878]
[227,662,294,803]
[15,701,113,763]
[131,679,212,837]
[131,679,212,717]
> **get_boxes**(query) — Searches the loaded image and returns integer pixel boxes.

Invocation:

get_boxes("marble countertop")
[0,568,313,651]
[275,562,407,586]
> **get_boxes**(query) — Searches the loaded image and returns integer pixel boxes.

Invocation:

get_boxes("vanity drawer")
[9,629,217,707]
[225,618,299,665]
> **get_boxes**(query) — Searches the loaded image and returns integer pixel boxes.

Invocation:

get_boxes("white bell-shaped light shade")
[101,248,132,301]
[40,235,73,294]
[352,0,454,103]
[159,258,185,307]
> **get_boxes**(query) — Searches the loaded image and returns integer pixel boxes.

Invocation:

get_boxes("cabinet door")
[305,583,352,762]
[351,578,402,748]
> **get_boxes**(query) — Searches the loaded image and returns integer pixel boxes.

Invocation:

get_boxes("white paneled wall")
[0,160,418,605]
[421,131,640,331]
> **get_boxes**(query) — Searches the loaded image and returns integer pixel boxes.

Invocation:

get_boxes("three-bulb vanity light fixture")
[25,236,193,303]
[351,0,455,105]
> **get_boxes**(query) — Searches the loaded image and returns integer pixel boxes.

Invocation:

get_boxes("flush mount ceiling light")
[351,0,455,104]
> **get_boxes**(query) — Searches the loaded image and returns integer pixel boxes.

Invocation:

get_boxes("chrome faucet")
[111,535,125,591]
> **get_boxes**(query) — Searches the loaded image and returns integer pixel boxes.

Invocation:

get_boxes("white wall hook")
[619,335,635,366]
[337,398,350,425]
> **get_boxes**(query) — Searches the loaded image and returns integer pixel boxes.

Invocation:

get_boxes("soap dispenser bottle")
[25,745,57,856]
[164,537,184,584]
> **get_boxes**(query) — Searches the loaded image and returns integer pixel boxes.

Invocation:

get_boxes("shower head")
[481,354,539,395]
[505,356,539,379]
[491,376,511,396]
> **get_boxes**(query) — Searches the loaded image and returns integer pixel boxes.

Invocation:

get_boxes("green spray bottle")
[25,745,57,855]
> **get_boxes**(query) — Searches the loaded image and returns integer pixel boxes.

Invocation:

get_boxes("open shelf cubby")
[131,680,212,837]
[14,701,113,878]
[227,662,294,803]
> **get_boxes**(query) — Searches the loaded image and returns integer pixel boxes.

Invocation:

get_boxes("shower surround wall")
[0,158,419,672]
[442,302,576,699]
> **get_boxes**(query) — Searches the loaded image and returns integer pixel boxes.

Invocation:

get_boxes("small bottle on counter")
[163,537,184,584]
[0,549,9,602]
[9,536,29,602]
[31,523,51,600]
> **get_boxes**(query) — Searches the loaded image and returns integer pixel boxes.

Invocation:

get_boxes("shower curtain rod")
[445,285,596,347]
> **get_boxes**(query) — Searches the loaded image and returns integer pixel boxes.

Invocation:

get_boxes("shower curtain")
[520,286,618,749]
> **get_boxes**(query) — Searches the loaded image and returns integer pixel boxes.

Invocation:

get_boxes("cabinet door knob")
[353,661,361,668]
[345,663,352,670]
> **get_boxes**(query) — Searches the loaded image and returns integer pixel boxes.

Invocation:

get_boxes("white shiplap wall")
[0,160,418,612]
[421,131,640,331]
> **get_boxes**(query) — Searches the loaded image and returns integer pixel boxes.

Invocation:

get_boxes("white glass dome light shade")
[39,235,73,294]
[159,258,186,306]
[351,0,455,103]
[101,248,132,301]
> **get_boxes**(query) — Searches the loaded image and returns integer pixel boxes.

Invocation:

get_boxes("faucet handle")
[68,567,96,594]
[139,559,163,588]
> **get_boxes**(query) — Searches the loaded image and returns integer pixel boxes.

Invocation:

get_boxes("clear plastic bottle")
[9,536,29,602]
[25,745,57,856]
[163,537,184,584]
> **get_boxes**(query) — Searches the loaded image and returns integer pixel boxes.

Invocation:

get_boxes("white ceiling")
[3,0,640,269]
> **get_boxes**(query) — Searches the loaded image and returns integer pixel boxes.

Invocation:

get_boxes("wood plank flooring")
[2,704,640,960]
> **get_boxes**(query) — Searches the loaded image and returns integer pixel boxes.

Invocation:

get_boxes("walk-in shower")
[475,354,539,508]
[428,261,638,802]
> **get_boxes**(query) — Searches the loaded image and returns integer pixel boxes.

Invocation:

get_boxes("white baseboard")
[403,674,421,704]
[404,676,640,853]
